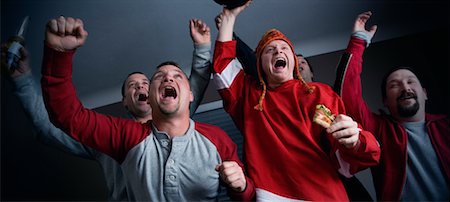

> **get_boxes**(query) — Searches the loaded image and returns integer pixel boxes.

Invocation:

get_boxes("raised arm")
[14,73,97,158]
[216,0,251,42]
[212,2,252,127]
[214,14,257,78]
[2,44,96,158]
[234,33,257,77]
[41,16,149,163]
[335,11,380,133]
[188,19,211,115]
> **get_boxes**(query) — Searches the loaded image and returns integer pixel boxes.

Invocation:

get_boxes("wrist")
[194,41,211,47]
[12,70,32,83]
[352,31,372,47]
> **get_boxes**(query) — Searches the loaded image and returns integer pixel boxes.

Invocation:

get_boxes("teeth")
[275,57,286,62]
[398,92,416,100]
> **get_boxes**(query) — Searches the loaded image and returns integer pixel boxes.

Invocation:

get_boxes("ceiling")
[2,0,449,108]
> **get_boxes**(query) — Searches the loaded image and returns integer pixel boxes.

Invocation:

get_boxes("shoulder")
[426,113,450,124]
[303,82,339,98]
[309,82,334,91]
[195,122,235,146]
[195,122,228,137]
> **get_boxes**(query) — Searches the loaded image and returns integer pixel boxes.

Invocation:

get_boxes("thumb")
[369,25,377,35]
[77,26,88,41]
[74,19,88,44]
[189,19,194,31]
[215,163,222,172]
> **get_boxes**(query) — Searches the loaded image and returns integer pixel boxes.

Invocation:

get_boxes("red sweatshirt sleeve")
[196,122,255,201]
[341,37,381,136]
[41,45,151,163]
[213,40,247,129]
[322,88,380,175]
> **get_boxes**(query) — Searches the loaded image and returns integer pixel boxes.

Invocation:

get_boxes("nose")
[136,82,143,89]
[163,75,174,83]
[275,47,283,54]
[401,81,412,92]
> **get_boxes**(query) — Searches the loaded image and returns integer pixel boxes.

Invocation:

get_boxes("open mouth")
[137,93,148,101]
[162,86,177,99]
[398,92,417,101]
[274,58,287,69]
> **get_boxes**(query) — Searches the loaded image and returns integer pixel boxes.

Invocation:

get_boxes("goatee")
[397,101,419,117]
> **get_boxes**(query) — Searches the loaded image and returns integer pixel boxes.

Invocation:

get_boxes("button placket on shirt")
[165,141,181,184]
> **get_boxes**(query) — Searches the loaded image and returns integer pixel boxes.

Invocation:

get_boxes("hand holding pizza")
[327,114,361,149]
[313,105,361,149]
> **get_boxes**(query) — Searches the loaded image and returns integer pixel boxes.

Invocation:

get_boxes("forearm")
[234,33,257,78]
[217,15,235,42]
[340,37,378,132]
[41,45,138,162]
[337,128,381,176]
[13,72,95,159]
[213,41,247,130]
[322,95,378,176]
[189,43,211,115]
[228,176,255,201]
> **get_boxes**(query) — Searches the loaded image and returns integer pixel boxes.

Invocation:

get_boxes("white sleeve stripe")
[336,150,353,178]
[213,59,243,90]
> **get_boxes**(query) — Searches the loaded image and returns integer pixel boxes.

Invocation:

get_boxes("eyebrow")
[153,69,185,77]
[173,69,184,74]
[389,75,418,82]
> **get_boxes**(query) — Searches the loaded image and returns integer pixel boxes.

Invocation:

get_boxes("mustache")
[397,91,417,101]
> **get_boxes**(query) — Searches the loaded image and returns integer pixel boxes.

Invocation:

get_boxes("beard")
[397,98,419,117]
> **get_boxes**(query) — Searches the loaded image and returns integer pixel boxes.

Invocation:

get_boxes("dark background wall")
[1,30,448,200]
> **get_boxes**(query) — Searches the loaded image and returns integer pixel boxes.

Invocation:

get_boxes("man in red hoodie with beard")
[336,11,449,201]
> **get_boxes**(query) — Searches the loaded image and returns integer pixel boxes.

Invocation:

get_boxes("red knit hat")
[254,29,313,111]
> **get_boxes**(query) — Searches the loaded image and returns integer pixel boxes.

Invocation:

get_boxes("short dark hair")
[121,71,146,97]
[156,61,181,69]
[380,66,424,101]
[154,61,188,79]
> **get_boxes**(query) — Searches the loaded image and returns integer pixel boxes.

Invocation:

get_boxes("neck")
[268,82,281,89]
[267,77,294,89]
[134,115,152,123]
[268,79,291,89]
[152,113,190,138]
[396,110,426,123]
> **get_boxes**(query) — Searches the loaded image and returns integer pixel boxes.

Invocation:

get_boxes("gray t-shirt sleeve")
[189,42,211,116]
[13,72,96,159]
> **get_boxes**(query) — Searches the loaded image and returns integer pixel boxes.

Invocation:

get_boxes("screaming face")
[122,73,152,119]
[150,64,193,116]
[260,40,295,88]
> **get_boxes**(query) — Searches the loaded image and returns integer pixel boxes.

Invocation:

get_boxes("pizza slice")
[313,104,335,128]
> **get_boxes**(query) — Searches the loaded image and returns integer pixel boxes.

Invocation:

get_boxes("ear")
[189,90,194,102]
